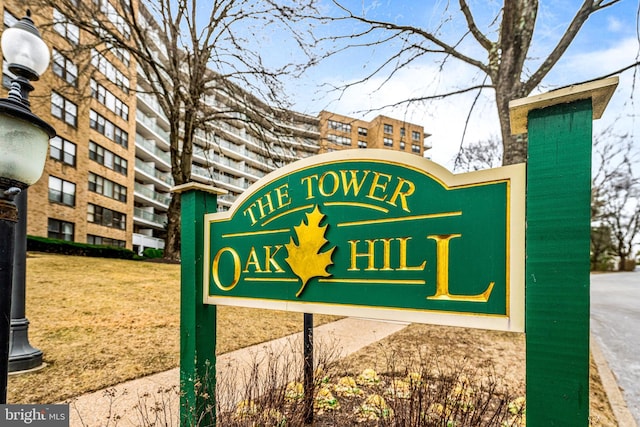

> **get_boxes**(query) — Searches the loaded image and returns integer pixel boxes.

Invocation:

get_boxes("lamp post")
[0,10,55,403]
[10,189,44,372]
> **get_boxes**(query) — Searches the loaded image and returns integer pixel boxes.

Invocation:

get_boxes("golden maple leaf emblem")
[285,206,335,297]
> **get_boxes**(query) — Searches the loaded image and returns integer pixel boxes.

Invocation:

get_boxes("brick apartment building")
[318,111,431,155]
[1,1,430,254]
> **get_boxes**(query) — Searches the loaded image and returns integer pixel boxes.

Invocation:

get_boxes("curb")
[591,335,638,427]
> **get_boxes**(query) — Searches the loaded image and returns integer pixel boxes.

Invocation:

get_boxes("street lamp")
[0,10,55,403]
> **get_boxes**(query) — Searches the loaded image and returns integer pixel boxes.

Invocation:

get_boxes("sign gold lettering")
[366,172,392,203]
[340,170,370,197]
[427,234,494,302]
[348,237,427,272]
[299,170,415,213]
[243,184,292,225]
[212,247,241,291]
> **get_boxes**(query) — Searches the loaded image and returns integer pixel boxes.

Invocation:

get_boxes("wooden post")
[509,77,618,426]
[175,182,227,426]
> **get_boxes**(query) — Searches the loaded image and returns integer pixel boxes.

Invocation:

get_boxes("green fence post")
[509,77,618,426]
[175,182,227,427]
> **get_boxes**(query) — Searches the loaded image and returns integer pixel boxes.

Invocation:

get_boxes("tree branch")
[458,0,493,51]
[347,84,494,116]
[524,0,621,93]
[329,1,490,74]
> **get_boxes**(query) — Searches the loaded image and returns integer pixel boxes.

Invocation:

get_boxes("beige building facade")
[1,0,320,253]
[318,111,431,156]
[2,1,138,249]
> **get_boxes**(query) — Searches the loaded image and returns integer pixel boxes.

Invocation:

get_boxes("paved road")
[591,271,640,424]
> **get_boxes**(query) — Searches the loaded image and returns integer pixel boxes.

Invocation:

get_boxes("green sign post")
[510,76,618,425]
[179,76,617,426]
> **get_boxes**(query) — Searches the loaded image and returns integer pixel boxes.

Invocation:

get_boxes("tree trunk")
[618,255,627,272]
[164,193,182,261]
[496,87,528,166]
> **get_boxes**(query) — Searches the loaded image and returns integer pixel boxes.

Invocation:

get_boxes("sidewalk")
[65,317,409,427]
[591,336,638,427]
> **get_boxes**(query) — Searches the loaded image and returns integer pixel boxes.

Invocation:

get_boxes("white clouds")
[559,37,639,79]
[607,16,624,32]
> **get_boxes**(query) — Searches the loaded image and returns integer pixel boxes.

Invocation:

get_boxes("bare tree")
[453,136,503,172]
[34,0,318,260]
[601,175,640,270]
[590,224,614,271]
[592,128,640,271]
[309,0,638,165]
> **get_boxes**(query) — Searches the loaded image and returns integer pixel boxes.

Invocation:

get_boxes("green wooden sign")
[203,151,525,331]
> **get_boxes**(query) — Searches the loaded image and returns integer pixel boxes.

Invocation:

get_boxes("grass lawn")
[7,253,616,425]
[8,253,337,403]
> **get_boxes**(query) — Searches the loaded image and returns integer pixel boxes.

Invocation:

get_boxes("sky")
[278,0,640,170]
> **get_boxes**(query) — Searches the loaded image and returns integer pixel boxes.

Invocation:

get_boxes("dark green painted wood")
[526,99,593,426]
[181,190,218,426]
[206,160,511,317]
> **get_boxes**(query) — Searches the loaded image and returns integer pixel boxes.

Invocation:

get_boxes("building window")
[88,172,127,202]
[400,141,406,150]
[48,176,76,206]
[358,127,368,137]
[90,79,106,103]
[88,204,126,230]
[2,11,18,88]
[50,136,76,166]
[412,144,421,153]
[384,124,393,134]
[3,10,17,28]
[91,49,129,93]
[412,131,421,141]
[95,0,131,39]
[52,49,77,86]
[383,137,393,147]
[2,61,12,89]
[90,110,129,148]
[327,134,351,146]
[53,8,79,44]
[114,127,128,147]
[48,218,74,241]
[400,127,406,137]
[358,140,367,149]
[87,234,125,248]
[112,45,131,66]
[90,79,129,120]
[328,120,351,133]
[89,141,128,176]
[51,92,77,127]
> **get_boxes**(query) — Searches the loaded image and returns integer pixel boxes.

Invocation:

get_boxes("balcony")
[134,182,171,209]
[136,134,171,167]
[134,207,167,228]
[137,91,168,124]
[135,159,174,189]
[193,146,218,164]
[191,164,215,183]
[132,233,165,254]
[136,110,170,142]
[218,139,246,156]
